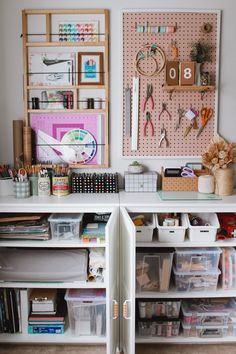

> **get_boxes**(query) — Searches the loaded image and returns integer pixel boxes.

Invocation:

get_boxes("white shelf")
[0,281,106,289]
[136,335,236,344]
[136,287,236,299]
[0,239,106,248]
[0,328,107,344]
[136,238,236,248]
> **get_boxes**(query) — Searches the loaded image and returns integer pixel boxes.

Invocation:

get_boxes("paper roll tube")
[23,126,32,164]
[13,120,23,167]
[198,175,215,194]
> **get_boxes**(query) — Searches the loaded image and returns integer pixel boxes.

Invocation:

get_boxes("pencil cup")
[38,176,51,196]
[13,181,30,199]
[29,175,38,196]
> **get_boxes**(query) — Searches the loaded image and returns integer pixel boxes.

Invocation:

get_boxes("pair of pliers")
[142,84,154,112]
[158,103,172,120]
[158,125,169,147]
[143,111,154,136]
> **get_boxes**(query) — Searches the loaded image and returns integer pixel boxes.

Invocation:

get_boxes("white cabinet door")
[120,207,136,354]
[106,207,120,354]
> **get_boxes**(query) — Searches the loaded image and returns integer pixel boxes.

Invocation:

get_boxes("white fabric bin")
[187,213,220,242]
[156,213,188,243]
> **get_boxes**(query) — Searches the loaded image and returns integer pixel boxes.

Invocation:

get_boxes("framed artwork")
[30,113,105,166]
[78,52,104,85]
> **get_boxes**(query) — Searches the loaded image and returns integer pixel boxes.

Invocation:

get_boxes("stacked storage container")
[173,248,222,292]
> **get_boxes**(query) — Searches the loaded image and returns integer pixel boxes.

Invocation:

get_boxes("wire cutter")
[197,107,213,137]
[158,103,172,120]
[158,124,169,147]
[142,84,154,112]
[143,111,154,136]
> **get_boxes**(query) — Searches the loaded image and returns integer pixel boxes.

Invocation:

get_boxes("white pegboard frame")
[121,8,221,159]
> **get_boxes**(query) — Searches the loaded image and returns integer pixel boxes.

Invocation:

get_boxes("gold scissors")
[197,107,213,138]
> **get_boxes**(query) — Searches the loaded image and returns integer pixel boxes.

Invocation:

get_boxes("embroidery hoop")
[134,43,166,77]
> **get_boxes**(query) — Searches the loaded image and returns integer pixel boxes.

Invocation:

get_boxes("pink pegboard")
[122,10,220,157]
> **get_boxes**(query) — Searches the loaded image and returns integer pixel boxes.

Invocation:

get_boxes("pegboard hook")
[200,90,206,100]
[169,89,174,101]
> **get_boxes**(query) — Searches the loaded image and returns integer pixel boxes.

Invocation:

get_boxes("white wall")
[0,0,236,178]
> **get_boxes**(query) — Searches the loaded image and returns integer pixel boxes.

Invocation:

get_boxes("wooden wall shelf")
[162,85,215,100]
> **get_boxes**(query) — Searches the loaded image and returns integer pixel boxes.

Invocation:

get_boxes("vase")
[195,63,202,86]
[214,168,234,196]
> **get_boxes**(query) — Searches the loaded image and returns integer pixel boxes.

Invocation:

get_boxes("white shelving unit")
[119,191,236,352]
[0,194,119,353]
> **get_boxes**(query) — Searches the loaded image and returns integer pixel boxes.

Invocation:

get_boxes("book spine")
[20,289,30,334]
[28,324,64,334]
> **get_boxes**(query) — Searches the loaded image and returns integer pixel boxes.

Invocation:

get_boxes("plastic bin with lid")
[65,289,106,337]
[173,267,221,292]
[174,247,221,273]
[131,213,156,242]
[136,251,174,293]
[187,213,220,242]
[138,320,180,337]
[220,247,236,290]
[138,300,181,319]
[156,213,188,243]
[182,322,228,338]
[181,298,236,326]
[48,213,83,240]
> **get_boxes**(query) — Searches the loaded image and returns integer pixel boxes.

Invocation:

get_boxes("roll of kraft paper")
[13,120,23,167]
[23,126,32,164]
[198,175,215,194]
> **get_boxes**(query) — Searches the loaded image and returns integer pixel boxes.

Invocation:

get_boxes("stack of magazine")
[0,214,50,240]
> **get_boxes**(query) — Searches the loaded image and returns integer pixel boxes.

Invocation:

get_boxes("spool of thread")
[23,126,32,164]
[13,120,23,168]
[198,175,215,194]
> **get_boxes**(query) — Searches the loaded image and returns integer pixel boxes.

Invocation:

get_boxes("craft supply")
[131,76,139,151]
[81,97,88,109]
[171,40,178,59]
[158,125,168,148]
[215,168,234,196]
[164,168,182,177]
[13,120,23,168]
[198,175,214,194]
[41,91,48,109]
[94,97,101,109]
[142,84,154,112]
[181,167,195,177]
[143,112,154,137]
[175,106,185,131]
[197,107,213,137]
[158,103,171,120]
[134,43,166,77]
[23,126,32,164]
[32,97,40,109]
[71,173,119,194]
[136,22,176,33]
[200,72,210,86]
[87,98,94,109]
[124,87,131,137]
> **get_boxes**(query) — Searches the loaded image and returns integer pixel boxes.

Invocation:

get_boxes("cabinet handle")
[112,299,119,319]
[123,299,132,319]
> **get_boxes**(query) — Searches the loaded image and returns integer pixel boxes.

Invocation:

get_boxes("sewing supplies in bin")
[159,213,181,227]
[71,173,119,193]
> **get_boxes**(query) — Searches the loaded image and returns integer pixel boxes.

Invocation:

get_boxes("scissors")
[143,111,154,136]
[142,84,154,112]
[181,167,195,177]
[158,124,169,147]
[197,107,213,137]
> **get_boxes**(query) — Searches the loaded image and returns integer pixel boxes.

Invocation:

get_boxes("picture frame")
[78,52,104,85]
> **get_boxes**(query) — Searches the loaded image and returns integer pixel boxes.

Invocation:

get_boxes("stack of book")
[0,288,20,333]
[0,213,50,240]
[28,289,66,334]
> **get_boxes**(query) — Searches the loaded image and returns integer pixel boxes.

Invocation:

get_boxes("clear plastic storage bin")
[156,213,188,243]
[187,213,220,242]
[131,213,156,242]
[182,322,228,338]
[136,251,173,292]
[138,320,180,337]
[181,298,236,326]
[138,300,181,319]
[220,248,236,290]
[48,213,83,240]
[65,289,106,337]
[174,247,221,273]
[173,267,221,292]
